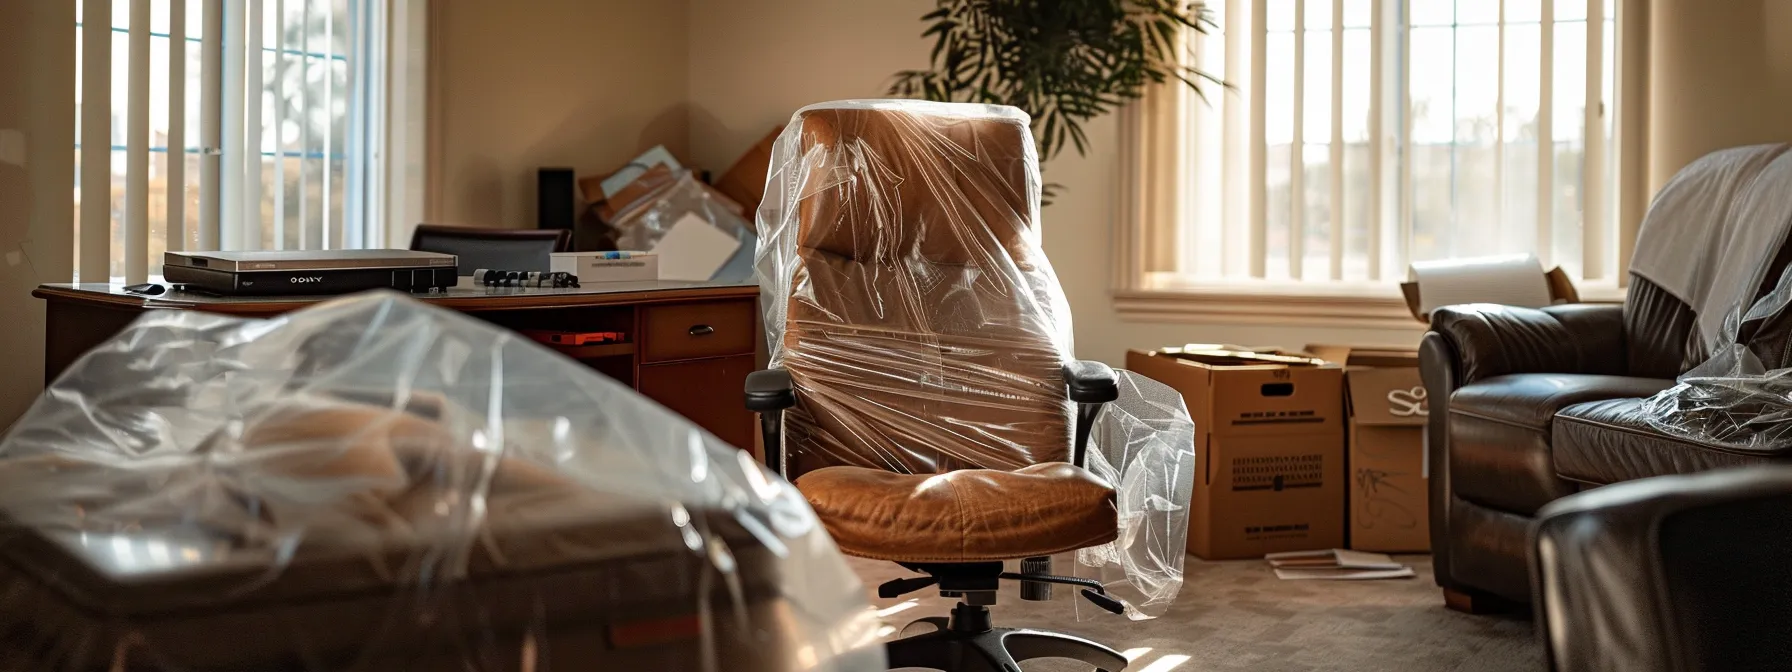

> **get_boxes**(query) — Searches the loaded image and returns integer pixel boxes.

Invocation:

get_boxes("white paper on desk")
[1408,253,1552,317]
[652,213,742,281]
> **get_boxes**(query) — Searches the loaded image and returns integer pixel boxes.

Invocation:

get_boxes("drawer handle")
[688,324,715,337]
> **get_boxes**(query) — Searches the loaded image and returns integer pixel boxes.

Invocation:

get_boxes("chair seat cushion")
[795,462,1117,563]
[1449,374,1673,515]
[1555,397,1792,484]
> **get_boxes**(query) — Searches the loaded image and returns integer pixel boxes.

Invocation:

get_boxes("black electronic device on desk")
[163,250,459,296]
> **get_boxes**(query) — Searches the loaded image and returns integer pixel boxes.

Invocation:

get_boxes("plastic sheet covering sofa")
[1420,143,1792,612]
[0,293,883,671]
[749,99,1197,638]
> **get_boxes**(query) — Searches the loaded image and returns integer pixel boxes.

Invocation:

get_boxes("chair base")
[883,602,1128,672]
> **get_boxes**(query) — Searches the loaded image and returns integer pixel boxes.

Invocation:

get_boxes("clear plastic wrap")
[1075,371,1197,619]
[0,293,882,671]
[754,99,1194,619]
[1643,261,1792,450]
[611,169,758,282]
[1640,145,1792,451]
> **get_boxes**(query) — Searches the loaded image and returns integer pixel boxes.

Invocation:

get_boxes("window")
[1140,0,1621,300]
[72,0,408,283]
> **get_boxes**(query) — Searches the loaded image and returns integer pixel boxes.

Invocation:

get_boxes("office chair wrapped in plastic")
[747,100,1197,671]
[0,293,881,671]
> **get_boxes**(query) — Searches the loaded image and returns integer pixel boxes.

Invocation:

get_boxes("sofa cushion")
[1450,374,1674,515]
[1555,397,1792,484]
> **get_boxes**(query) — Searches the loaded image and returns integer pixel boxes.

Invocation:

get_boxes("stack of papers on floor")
[1266,549,1416,580]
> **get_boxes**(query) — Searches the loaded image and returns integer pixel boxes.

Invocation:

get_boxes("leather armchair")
[1424,271,1792,611]
[1532,467,1792,672]
[1421,302,1668,609]
[1427,144,1792,620]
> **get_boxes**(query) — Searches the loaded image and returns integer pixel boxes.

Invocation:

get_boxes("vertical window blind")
[73,0,390,284]
[1170,0,1619,289]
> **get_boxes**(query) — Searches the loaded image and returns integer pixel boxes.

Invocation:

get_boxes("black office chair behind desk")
[409,225,572,275]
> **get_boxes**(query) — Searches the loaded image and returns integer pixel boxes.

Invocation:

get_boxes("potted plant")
[891,0,1222,166]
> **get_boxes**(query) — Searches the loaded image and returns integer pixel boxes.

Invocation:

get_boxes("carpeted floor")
[854,555,1540,671]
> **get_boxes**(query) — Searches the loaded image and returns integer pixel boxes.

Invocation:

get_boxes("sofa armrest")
[1532,467,1792,672]
[1428,303,1628,385]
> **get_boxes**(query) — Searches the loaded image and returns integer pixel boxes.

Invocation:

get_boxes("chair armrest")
[1063,361,1118,469]
[1062,361,1118,404]
[745,368,795,412]
[744,368,794,475]
[1532,467,1792,672]
[1429,303,1627,385]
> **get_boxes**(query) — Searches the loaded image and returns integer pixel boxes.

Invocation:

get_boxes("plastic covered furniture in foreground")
[746,99,1197,671]
[0,292,882,671]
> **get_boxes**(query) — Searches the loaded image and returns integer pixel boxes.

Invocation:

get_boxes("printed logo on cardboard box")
[1345,368,1430,427]
[1232,454,1325,491]
[1386,386,1428,418]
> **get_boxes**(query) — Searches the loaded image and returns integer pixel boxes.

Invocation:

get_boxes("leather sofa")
[1532,466,1792,671]
[1420,266,1792,611]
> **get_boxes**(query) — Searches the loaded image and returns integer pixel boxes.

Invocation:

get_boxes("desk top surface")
[35,279,759,314]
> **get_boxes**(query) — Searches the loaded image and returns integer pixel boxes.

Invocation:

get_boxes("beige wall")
[1646,0,1792,191]
[686,0,935,172]
[429,0,691,228]
[0,1,75,431]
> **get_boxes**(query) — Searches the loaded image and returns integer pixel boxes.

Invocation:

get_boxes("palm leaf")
[891,0,1225,199]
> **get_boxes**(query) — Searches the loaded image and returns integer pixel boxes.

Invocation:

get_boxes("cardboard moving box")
[1308,345,1431,553]
[1127,347,1346,560]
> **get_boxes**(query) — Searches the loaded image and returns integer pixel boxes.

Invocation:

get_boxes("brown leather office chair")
[745,102,1132,671]
[409,224,571,275]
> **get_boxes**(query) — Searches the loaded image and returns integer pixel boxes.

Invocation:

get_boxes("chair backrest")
[760,102,1075,480]
[410,225,571,275]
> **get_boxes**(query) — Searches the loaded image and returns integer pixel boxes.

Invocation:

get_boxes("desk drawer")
[642,299,756,362]
[639,355,757,455]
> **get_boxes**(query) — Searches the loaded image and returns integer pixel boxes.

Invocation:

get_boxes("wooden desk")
[34,281,762,456]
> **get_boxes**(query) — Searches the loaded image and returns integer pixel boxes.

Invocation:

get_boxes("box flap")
[1545,266,1581,303]
[1128,349,1344,437]
[1160,346,1327,368]
[714,126,782,214]
[1344,367,1427,426]
[1304,344,1419,368]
